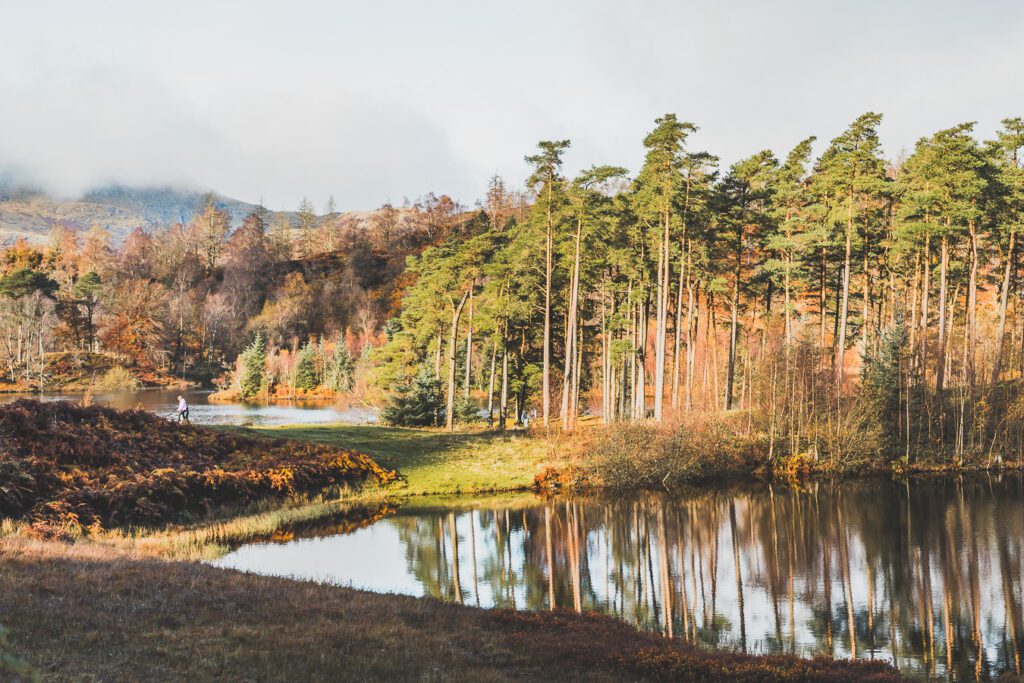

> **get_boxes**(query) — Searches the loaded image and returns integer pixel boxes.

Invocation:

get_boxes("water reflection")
[214,476,1023,679]
[0,388,378,426]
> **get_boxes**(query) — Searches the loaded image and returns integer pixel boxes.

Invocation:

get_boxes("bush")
[92,366,140,391]
[381,365,443,427]
[584,416,767,488]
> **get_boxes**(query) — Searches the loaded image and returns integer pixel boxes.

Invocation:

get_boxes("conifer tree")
[239,333,267,400]
[813,113,887,386]
[524,140,570,427]
[634,115,696,421]
[381,364,443,427]
[295,340,318,391]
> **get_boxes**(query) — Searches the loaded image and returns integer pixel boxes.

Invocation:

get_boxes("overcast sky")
[2,0,1023,211]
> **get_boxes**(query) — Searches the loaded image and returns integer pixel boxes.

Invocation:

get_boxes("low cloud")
[0,58,476,211]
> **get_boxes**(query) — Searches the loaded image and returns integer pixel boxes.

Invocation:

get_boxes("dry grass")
[0,540,901,682]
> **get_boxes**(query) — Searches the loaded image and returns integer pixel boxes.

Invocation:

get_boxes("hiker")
[176,395,190,423]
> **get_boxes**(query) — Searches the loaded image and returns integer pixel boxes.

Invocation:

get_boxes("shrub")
[584,416,767,488]
[861,320,909,458]
[92,366,140,391]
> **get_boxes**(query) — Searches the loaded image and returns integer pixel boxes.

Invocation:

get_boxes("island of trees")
[3,112,1024,470]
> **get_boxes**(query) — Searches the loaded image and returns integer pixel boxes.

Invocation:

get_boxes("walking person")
[176,395,190,423]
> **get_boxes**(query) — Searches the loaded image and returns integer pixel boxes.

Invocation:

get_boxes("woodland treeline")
[375,113,1024,464]
[0,191,495,390]
[4,112,1024,463]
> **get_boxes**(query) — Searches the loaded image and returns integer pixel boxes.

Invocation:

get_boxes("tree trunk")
[464,288,473,399]
[861,241,870,355]
[671,236,685,411]
[726,253,741,410]
[561,217,583,430]
[920,231,931,377]
[966,221,978,387]
[819,247,828,353]
[601,298,610,423]
[654,205,670,421]
[686,279,698,411]
[936,234,949,397]
[835,197,854,387]
[571,320,582,430]
[499,323,509,431]
[486,338,497,427]
[542,178,554,428]
[637,297,648,418]
[784,246,793,349]
[445,290,471,431]
[992,228,1016,384]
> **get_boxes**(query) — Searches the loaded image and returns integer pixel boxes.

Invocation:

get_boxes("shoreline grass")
[241,423,553,496]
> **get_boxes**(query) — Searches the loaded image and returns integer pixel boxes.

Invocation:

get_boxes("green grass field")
[243,424,552,496]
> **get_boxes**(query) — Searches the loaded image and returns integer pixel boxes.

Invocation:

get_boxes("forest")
[4,112,1024,468]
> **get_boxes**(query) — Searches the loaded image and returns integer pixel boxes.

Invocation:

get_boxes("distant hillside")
[0,183,299,245]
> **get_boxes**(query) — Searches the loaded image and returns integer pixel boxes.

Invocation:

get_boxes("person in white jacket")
[176,395,190,423]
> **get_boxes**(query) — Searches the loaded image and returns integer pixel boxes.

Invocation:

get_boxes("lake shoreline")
[3,410,1020,680]
[0,538,903,682]
[250,420,1024,502]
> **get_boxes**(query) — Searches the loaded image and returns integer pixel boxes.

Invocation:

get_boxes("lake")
[0,388,378,426]
[212,475,1024,680]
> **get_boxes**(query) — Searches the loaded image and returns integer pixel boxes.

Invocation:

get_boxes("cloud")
[2,0,1023,210]
[0,60,224,199]
[0,56,476,210]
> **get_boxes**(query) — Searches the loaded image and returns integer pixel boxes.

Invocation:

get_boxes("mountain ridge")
[0,182,303,245]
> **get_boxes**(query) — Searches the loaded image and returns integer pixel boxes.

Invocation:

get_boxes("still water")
[213,476,1024,680]
[0,389,378,426]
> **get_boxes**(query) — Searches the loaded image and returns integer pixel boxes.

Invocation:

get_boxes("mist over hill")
[0,182,299,245]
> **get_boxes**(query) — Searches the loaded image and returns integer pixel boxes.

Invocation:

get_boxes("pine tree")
[239,334,267,400]
[525,140,570,428]
[634,114,696,421]
[325,342,355,392]
[813,113,887,386]
[381,364,443,427]
[295,340,318,391]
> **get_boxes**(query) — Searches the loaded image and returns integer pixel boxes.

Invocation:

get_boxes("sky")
[2,0,1023,211]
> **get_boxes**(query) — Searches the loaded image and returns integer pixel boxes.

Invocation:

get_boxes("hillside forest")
[4,113,1024,466]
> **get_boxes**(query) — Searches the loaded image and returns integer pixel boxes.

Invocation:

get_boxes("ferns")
[0,399,396,537]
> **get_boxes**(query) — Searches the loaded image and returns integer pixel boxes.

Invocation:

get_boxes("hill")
[0,182,300,245]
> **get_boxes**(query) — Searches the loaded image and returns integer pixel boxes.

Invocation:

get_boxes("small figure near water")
[176,395,190,423]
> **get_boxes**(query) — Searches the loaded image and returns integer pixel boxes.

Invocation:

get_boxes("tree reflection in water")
[389,476,1022,680]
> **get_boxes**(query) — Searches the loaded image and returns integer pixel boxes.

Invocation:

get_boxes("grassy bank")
[244,423,552,495]
[0,539,901,682]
